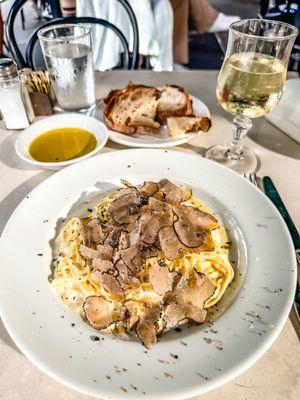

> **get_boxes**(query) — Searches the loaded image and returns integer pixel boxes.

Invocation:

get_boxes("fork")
[244,172,300,339]
[243,172,264,191]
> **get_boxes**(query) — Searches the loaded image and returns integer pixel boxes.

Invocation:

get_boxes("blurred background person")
[171,0,240,65]
[76,0,174,71]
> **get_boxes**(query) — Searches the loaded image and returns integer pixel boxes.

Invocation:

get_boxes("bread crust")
[103,82,161,135]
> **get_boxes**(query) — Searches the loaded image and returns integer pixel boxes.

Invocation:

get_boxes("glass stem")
[226,116,252,160]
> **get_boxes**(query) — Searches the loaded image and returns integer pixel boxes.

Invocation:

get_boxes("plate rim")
[0,148,296,400]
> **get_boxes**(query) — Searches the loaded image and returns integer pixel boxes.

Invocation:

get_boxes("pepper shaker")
[0,58,34,130]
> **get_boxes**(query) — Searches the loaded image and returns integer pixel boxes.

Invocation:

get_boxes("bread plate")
[97,94,210,148]
[0,149,296,399]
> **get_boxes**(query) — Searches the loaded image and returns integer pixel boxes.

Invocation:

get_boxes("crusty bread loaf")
[103,82,209,137]
[156,85,194,124]
[103,82,161,135]
[167,116,212,138]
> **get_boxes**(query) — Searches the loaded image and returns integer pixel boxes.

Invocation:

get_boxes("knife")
[263,176,300,339]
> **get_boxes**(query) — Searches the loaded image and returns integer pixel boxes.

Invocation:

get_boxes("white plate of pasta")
[0,149,296,400]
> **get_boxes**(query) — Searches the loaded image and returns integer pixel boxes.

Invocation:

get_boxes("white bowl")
[15,113,108,170]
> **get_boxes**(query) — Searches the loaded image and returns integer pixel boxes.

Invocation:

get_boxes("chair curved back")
[26,17,130,70]
[5,0,62,68]
[6,0,139,69]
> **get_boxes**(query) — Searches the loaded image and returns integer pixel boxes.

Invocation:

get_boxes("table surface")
[0,70,299,400]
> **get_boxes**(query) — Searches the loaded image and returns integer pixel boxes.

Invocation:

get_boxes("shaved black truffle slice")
[91,268,124,298]
[108,188,140,224]
[159,226,215,260]
[96,244,113,260]
[136,303,162,348]
[140,197,173,244]
[163,302,207,329]
[171,269,215,308]
[85,218,103,245]
[79,244,99,259]
[139,181,159,197]
[148,263,177,296]
[155,179,191,204]
[124,300,140,330]
[173,204,219,247]
[83,296,115,329]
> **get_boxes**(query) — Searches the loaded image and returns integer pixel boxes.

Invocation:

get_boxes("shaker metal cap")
[0,58,18,81]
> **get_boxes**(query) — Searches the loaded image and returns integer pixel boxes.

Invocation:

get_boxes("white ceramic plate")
[15,113,108,170]
[98,95,210,148]
[0,149,296,400]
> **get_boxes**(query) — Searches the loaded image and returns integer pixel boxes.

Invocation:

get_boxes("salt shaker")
[0,58,34,130]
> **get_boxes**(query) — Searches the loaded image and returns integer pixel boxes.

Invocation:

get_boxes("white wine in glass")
[206,19,298,174]
[217,52,286,118]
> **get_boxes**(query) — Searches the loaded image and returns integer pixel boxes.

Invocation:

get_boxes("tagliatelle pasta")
[51,194,234,316]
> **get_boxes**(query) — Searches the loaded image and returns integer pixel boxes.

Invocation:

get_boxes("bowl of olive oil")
[15,113,108,170]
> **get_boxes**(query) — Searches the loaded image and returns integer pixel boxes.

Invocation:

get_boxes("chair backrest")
[6,0,139,70]
[26,16,131,70]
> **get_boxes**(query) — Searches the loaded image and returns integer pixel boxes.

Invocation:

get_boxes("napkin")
[265,78,300,144]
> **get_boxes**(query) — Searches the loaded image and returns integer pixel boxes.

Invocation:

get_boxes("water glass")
[38,24,96,114]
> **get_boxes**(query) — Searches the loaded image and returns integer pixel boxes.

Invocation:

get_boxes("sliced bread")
[167,116,212,138]
[157,85,194,124]
[103,82,161,135]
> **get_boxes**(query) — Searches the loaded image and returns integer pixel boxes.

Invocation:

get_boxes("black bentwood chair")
[5,0,139,70]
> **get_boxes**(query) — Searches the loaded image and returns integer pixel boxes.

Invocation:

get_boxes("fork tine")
[244,172,261,189]
[249,172,256,185]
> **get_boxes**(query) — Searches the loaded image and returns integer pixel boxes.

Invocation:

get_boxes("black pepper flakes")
[170,353,178,360]
[37,253,43,257]
[196,373,209,380]
[90,335,100,341]
[71,323,75,327]
[120,387,127,393]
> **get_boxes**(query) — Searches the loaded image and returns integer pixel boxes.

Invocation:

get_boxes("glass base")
[205,144,257,174]
[53,102,96,116]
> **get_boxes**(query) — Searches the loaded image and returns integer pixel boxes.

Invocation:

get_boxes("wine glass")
[206,19,298,174]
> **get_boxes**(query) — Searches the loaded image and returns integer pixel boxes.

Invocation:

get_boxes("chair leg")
[20,8,25,30]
